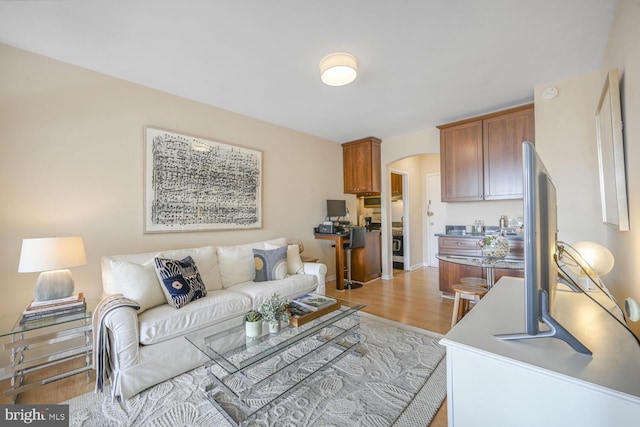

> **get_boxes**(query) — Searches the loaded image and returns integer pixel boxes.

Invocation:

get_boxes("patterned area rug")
[68,313,446,426]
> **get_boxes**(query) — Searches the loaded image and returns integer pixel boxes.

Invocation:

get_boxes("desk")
[314,233,349,291]
[436,254,524,289]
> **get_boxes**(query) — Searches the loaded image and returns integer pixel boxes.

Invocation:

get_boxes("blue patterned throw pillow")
[253,246,288,282]
[154,256,207,309]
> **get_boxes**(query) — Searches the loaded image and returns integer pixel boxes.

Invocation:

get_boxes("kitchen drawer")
[505,239,524,259]
[438,237,482,256]
[438,236,524,259]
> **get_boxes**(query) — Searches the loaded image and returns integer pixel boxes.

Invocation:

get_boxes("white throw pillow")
[217,244,256,287]
[161,246,222,291]
[110,257,166,313]
[265,242,305,275]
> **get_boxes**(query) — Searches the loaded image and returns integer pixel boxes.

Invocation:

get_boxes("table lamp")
[18,236,87,301]
[569,241,615,291]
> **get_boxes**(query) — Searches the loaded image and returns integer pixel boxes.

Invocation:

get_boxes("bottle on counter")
[499,215,507,232]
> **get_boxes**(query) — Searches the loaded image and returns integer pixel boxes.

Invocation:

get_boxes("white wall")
[598,0,640,336]
[381,128,440,276]
[0,44,344,314]
[534,71,605,245]
[388,156,424,270]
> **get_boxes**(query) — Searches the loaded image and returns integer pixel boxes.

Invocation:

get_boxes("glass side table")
[0,298,98,403]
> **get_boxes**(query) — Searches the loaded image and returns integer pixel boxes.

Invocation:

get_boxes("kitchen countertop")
[435,232,523,240]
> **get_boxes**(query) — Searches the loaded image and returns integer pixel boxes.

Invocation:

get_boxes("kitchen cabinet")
[352,231,381,283]
[439,120,484,201]
[438,105,534,202]
[391,172,403,197]
[438,236,524,295]
[343,137,382,195]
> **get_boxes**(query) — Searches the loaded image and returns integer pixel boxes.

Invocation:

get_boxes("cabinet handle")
[456,242,462,245]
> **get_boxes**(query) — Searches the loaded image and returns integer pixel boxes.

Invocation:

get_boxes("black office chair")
[343,226,366,290]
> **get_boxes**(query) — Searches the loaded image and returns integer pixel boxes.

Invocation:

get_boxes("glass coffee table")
[185,299,365,426]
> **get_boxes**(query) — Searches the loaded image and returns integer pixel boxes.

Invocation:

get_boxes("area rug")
[67,313,447,426]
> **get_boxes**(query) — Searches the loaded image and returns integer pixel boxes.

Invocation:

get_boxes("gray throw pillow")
[253,246,288,282]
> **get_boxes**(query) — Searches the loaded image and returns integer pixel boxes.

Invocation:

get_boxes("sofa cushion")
[154,256,207,309]
[265,242,304,275]
[138,290,252,345]
[102,245,221,296]
[160,246,222,291]
[216,238,288,288]
[228,274,318,310]
[253,246,288,282]
[110,257,165,314]
[216,244,255,287]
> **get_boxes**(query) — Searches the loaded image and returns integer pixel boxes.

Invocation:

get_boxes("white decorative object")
[268,321,280,334]
[596,68,629,231]
[245,320,263,338]
[479,235,509,260]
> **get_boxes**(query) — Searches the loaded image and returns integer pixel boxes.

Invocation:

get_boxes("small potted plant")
[243,310,264,338]
[258,293,290,334]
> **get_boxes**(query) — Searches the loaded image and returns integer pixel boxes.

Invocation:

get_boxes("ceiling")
[0,1,617,143]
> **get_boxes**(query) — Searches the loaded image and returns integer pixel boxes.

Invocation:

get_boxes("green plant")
[258,293,290,323]
[243,310,263,324]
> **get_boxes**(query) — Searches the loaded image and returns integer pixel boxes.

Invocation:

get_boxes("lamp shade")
[320,52,358,86]
[18,236,87,273]
[570,241,614,277]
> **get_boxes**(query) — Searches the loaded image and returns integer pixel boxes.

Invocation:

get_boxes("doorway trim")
[389,169,409,273]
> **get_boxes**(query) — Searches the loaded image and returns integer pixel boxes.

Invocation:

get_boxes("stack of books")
[21,293,86,323]
[291,294,337,312]
[288,294,340,327]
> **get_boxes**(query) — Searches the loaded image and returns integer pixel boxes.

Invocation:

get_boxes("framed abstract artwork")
[144,127,262,233]
[595,69,629,231]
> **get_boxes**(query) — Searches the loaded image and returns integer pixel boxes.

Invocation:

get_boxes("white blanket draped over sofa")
[99,237,327,400]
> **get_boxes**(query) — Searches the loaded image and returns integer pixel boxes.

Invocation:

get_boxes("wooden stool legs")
[451,284,488,327]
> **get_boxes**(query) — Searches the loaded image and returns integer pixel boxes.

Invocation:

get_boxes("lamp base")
[34,269,75,301]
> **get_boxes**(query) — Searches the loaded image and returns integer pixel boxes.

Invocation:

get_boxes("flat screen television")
[326,200,347,219]
[497,142,591,355]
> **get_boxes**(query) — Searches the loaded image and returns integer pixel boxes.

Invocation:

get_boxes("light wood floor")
[1,266,452,426]
[326,267,451,427]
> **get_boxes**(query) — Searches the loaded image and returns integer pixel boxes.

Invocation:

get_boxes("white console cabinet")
[441,277,640,427]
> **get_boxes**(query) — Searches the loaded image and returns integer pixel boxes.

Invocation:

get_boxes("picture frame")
[144,127,262,233]
[595,68,629,231]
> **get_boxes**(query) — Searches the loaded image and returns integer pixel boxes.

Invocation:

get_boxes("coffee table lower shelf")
[205,321,361,426]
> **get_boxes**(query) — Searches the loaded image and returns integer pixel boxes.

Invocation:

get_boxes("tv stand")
[496,290,591,355]
[441,277,640,427]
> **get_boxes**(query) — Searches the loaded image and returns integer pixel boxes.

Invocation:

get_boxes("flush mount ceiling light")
[319,52,358,86]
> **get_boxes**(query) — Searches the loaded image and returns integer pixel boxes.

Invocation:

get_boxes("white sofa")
[99,237,327,400]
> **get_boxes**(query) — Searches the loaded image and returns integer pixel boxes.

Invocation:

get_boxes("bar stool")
[343,226,366,290]
[460,277,488,288]
[451,284,488,327]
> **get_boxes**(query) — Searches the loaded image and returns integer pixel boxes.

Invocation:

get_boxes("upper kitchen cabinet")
[391,172,403,198]
[342,137,382,195]
[439,120,484,201]
[438,105,535,202]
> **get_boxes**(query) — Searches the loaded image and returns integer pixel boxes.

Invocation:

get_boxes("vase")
[268,320,280,334]
[482,238,510,259]
[245,320,263,338]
